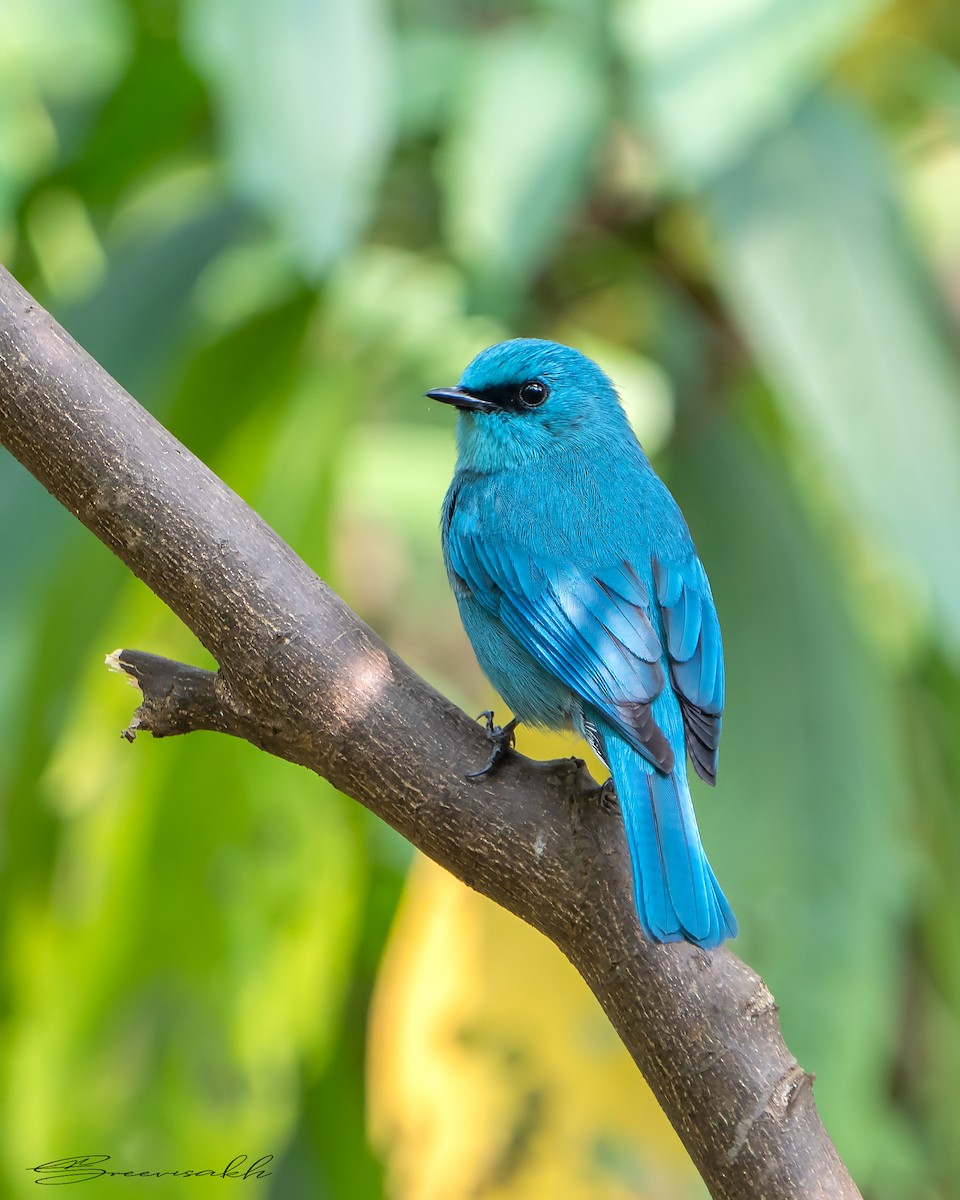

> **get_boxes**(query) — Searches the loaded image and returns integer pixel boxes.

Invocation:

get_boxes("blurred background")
[2,0,960,1196]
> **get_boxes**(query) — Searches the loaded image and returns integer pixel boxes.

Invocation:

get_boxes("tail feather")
[605,732,737,949]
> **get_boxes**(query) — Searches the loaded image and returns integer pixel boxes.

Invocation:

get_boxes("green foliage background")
[2,0,960,1195]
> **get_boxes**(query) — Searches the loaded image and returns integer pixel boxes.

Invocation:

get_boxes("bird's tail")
[604,733,737,949]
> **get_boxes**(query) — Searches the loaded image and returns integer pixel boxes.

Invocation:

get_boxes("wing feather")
[448,533,674,772]
[653,556,725,785]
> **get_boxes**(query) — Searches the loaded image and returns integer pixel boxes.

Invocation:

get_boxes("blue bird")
[428,338,737,948]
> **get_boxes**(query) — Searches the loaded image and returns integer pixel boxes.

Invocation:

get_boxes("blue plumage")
[430,338,737,948]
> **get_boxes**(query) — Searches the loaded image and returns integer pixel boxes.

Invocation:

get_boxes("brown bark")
[0,265,861,1199]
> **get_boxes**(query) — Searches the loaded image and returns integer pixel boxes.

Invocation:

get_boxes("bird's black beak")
[426,386,496,413]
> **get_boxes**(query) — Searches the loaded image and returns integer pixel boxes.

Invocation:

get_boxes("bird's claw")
[597,778,619,812]
[466,711,519,780]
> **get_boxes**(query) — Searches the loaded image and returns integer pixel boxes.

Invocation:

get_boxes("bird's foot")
[466,711,520,780]
[597,777,619,812]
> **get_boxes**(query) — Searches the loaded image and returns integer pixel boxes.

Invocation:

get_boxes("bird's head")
[427,338,632,472]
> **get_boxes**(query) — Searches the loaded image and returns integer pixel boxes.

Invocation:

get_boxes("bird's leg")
[597,777,619,812]
[466,710,520,779]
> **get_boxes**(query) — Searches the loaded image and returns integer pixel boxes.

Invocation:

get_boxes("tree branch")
[0,266,860,1199]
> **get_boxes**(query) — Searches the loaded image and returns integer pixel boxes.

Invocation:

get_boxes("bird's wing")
[652,556,724,785]
[448,532,676,773]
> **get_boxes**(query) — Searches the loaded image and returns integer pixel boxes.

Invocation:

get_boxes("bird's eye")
[518,380,548,407]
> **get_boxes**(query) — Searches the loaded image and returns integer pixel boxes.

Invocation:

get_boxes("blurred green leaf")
[167,287,315,459]
[618,0,884,182]
[183,0,395,277]
[59,198,246,405]
[0,0,130,225]
[326,245,503,386]
[393,27,465,138]
[440,27,605,311]
[708,92,960,659]
[60,26,209,209]
[0,0,131,102]
[902,654,960,1193]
